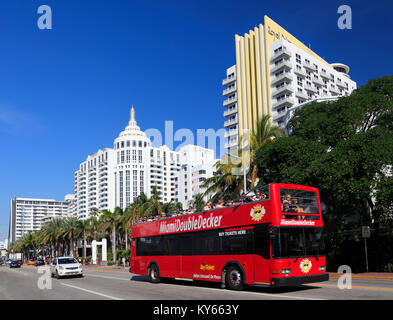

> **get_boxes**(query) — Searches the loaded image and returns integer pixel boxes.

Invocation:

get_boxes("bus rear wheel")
[148,264,161,283]
[225,266,244,291]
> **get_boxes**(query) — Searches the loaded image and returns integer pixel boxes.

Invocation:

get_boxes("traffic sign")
[362,226,370,238]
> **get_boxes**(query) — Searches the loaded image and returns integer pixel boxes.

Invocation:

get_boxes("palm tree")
[41,217,64,257]
[75,219,90,262]
[61,217,80,257]
[189,194,206,212]
[202,157,243,202]
[89,207,101,241]
[143,186,163,216]
[100,208,122,263]
[121,205,134,250]
[242,114,284,189]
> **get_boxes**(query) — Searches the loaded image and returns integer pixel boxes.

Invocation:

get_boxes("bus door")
[253,224,271,285]
[167,234,193,279]
[192,230,221,281]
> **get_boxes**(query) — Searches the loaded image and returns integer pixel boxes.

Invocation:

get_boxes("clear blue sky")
[1,0,392,239]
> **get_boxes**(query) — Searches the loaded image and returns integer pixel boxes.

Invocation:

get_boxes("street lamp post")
[227,153,247,195]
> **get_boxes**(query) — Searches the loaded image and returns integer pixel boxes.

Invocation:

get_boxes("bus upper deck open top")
[130,183,329,290]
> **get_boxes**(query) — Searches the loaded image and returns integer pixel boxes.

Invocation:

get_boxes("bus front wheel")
[148,264,161,283]
[225,266,244,291]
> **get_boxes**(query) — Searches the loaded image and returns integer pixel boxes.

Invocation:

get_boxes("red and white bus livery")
[130,183,329,290]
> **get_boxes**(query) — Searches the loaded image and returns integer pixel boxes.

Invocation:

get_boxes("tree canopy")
[256,76,393,270]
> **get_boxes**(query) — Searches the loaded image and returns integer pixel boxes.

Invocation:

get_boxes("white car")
[50,256,83,278]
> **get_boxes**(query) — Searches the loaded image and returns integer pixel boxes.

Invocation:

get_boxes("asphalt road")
[1,264,393,300]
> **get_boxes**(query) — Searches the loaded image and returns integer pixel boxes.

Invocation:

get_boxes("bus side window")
[221,231,253,255]
[136,236,168,256]
[193,230,220,255]
[254,224,270,259]
[168,234,192,256]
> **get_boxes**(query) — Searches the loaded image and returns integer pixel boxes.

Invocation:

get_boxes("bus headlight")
[281,269,292,274]
[319,266,326,271]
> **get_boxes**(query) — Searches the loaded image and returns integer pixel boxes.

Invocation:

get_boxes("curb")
[328,273,393,280]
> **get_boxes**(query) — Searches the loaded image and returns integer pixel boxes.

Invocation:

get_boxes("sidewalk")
[83,264,128,270]
[329,272,393,280]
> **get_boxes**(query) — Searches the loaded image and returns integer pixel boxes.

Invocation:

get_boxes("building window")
[126,150,131,163]
[119,171,123,209]
[132,150,137,162]
[133,170,138,200]
[138,150,142,163]
[140,171,144,193]
[121,151,125,164]
[126,170,130,207]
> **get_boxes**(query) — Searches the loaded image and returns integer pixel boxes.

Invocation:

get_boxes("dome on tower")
[114,106,152,147]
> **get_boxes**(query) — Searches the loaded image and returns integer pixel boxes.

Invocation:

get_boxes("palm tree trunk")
[125,231,128,250]
[83,232,87,262]
[112,226,116,263]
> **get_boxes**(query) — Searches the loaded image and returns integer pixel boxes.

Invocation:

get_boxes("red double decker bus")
[130,183,329,290]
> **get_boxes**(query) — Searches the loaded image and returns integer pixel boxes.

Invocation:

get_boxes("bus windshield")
[271,227,325,258]
[280,189,319,214]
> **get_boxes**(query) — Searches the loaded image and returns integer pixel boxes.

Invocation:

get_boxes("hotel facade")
[74,108,217,220]
[223,16,357,151]
[8,195,76,243]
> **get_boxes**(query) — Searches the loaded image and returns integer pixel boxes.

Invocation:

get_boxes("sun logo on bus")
[250,204,265,222]
[300,258,312,274]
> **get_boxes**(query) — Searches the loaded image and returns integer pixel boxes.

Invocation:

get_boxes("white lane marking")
[70,270,325,300]
[60,283,123,300]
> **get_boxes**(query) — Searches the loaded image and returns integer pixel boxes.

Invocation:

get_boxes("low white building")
[8,196,75,243]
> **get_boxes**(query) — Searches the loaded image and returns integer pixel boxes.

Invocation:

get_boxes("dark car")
[10,260,21,268]
[35,259,45,266]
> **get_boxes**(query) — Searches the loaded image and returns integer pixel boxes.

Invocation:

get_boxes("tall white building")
[222,16,357,151]
[74,148,116,220]
[269,39,356,127]
[8,196,74,243]
[74,107,217,219]
[177,145,216,206]
[222,65,239,152]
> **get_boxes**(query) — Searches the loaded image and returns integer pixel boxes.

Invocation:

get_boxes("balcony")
[270,47,292,62]
[303,61,317,71]
[224,117,238,128]
[295,90,308,100]
[222,75,236,86]
[225,138,238,150]
[223,96,237,107]
[294,68,307,77]
[271,60,293,74]
[272,96,295,108]
[271,84,294,97]
[223,106,238,117]
[223,86,236,96]
[304,84,318,93]
[272,108,288,120]
[224,129,238,139]
[336,81,347,89]
[312,77,324,86]
[329,85,340,95]
[320,70,330,79]
[270,72,293,85]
